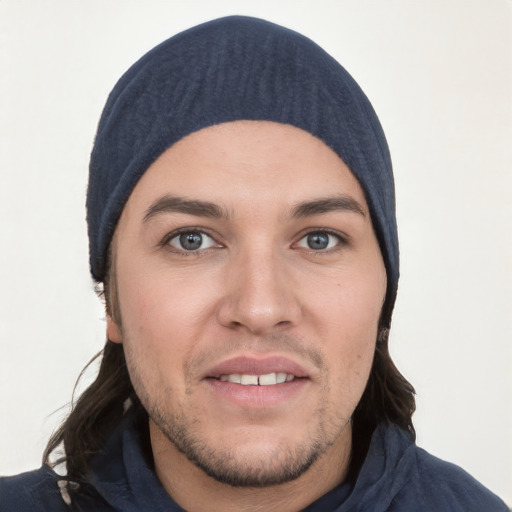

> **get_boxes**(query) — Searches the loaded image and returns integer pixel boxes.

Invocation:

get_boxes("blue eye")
[169,231,217,251]
[297,232,340,250]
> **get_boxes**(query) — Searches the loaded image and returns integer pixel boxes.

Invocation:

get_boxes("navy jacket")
[1,415,508,511]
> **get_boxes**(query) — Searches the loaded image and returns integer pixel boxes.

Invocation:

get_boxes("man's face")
[108,121,386,487]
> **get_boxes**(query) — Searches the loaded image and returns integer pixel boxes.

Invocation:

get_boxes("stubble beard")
[147,401,342,488]
[123,332,352,488]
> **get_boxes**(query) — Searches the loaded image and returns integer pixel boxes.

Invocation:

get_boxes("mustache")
[185,332,326,376]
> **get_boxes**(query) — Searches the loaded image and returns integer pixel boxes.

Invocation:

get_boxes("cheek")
[311,267,385,341]
[117,277,197,400]
[116,268,219,359]
[307,259,385,393]
[319,293,377,411]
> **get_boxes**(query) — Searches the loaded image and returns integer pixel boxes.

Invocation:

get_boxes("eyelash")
[160,227,220,256]
[160,227,348,255]
[294,229,348,253]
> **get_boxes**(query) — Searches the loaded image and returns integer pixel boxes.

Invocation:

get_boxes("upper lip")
[205,355,310,379]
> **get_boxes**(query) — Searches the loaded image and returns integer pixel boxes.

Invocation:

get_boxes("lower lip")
[205,378,308,408]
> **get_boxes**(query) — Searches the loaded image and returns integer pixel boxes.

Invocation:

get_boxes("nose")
[216,249,302,335]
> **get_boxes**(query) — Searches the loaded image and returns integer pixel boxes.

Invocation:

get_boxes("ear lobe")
[106,316,122,343]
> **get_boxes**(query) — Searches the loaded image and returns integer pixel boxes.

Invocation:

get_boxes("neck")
[149,420,352,512]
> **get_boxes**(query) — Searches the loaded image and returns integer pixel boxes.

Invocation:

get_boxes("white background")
[0,0,511,505]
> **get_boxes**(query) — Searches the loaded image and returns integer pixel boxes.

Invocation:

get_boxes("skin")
[107,121,387,512]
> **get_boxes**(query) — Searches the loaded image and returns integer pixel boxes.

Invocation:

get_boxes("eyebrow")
[143,196,230,223]
[291,195,366,218]
[143,194,366,223]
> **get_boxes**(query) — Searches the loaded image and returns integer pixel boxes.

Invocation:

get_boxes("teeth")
[218,372,295,385]
[240,374,259,385]
[259,373,277,386]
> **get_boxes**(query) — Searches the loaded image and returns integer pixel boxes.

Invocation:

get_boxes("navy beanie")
[87,15,399,325]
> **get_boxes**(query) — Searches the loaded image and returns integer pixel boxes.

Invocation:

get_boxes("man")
[0,15,508,512]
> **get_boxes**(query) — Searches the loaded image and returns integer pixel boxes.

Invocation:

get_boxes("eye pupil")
[307,233,329,250]
[180,232,203,250]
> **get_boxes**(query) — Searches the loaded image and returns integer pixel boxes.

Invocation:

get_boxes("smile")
[218,372,295,385]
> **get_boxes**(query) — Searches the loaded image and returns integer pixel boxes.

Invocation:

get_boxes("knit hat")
[87,15,399,325]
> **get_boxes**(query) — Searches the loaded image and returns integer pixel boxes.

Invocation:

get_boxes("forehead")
[123,120,368,217]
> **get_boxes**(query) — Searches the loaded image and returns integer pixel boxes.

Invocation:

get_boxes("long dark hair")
[43,264,415,485]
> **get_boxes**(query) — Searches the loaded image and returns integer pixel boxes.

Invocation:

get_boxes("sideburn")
[104,242,122,330]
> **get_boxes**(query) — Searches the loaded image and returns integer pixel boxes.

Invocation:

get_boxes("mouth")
[203,355,310,408]
[205,354,309,381]
[217,372,296,385]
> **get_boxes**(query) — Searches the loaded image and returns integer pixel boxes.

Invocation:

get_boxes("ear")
[107,316,123,343]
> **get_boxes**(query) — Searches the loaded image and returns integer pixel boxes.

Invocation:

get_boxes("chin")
[175,434,325,488]
[151,406,346,488]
